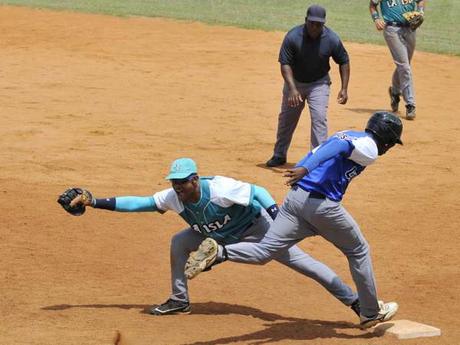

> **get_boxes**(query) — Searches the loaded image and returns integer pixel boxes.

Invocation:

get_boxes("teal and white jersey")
[372,0,421,24]
[153,176,261,244]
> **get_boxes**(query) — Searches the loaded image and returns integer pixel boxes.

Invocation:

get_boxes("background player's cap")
[306,5,326,23]
[166,158,198,180]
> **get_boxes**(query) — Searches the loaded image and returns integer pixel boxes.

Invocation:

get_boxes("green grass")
[1,0,459,55]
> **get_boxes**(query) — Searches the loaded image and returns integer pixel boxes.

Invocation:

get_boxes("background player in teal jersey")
[369,0,425,120]
[186,112,403,329]
[65,158,361,316]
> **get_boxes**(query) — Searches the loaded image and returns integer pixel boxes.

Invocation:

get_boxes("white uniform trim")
[349,136,378,167]
[209,176,252,207]
[153,188,184,213]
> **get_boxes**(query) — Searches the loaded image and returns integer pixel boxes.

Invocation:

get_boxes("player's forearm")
[93,196,158,212]
[339,63,350,91]
[253,185,279,220]
[369,1,380,20]
[280,64,297,91]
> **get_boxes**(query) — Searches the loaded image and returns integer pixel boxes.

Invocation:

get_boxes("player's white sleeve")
[153,188,184,213]
[349,136,378,166]
[208,176,252,207]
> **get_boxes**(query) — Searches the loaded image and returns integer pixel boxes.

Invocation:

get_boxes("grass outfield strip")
[1,0,458,55]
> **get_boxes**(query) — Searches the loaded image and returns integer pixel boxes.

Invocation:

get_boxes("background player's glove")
[403,11,424,31]
[57,187,93,216]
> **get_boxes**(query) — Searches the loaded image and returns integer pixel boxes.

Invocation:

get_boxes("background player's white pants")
[383,26,416,106]
[223,187,381,317]
[169,210,357,305]
[273,74,331,157]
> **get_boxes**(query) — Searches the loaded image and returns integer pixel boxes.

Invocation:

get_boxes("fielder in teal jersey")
[67,158,361,316]
[369,0,425,120]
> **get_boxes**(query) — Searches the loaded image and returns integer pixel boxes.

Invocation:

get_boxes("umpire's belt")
[386,21,409,27]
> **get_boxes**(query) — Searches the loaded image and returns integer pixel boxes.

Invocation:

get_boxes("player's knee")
[396,62,411,72]
[170,232,189,254]
[342,239,370,258]
[255,249,276,264]
[257,256,272,265]
[358,240,370,255]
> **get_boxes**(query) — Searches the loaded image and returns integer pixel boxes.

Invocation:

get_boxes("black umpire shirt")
[279,25,349,83]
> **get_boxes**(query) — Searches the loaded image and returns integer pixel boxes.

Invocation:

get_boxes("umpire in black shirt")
[266,5,350,167]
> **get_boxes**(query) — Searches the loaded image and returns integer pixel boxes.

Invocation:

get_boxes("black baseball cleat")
[405,104,416,120]
[350,299,360,317]
[388,86,400,112]
[266,156,287,167]
[149,299,191,315]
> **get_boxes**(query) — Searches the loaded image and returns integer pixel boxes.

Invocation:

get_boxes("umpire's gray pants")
[273,75,331,157]
[224,187,381,317]
[169,210,357,305]
[383,26,416,106]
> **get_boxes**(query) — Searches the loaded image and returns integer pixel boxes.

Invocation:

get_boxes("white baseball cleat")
[360,300,399,329]
[185,238,218,279]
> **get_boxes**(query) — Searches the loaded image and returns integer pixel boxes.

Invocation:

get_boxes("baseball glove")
[57,187,93,216]
[402,11,424,31]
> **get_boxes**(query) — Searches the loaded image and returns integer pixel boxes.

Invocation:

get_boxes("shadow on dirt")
[346,107,382,114]
[185,302,379,344]
[256,162,296,171]
[42,301,380,343]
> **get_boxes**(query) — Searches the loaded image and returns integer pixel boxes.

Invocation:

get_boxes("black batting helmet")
[366,111,403,146]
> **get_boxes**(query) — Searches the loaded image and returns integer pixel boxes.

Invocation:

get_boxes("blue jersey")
[153,176,262,244]
[295,131,378,201]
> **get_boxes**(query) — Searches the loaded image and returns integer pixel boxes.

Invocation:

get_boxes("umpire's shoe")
[388,86,400,112]
[185,238,218,279]
[266,155,286,167]
[150,299,191,315]
[359,300,399,329]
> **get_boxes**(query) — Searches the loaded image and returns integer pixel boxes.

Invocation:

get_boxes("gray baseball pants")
[170,210,357,305]
[383,25,416,106]
[273,74,331,158]
[222,187,381,317]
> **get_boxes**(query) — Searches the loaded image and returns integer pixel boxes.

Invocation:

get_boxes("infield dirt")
[1,6,459,345]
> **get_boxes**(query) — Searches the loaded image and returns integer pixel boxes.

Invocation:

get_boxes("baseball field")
[1,2,459,345]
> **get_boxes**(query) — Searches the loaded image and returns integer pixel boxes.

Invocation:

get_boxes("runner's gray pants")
[170,210,357,306]
[222,187,381,317]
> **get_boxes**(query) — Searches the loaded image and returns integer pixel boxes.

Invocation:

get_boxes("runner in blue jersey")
[69,158,361,316]
[186,112,403,329]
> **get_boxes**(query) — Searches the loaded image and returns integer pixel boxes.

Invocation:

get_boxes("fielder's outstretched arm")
[92,196,159,212]
[70,193,160,213]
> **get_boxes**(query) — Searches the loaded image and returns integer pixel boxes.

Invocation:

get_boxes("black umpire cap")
[306,5,326,23]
